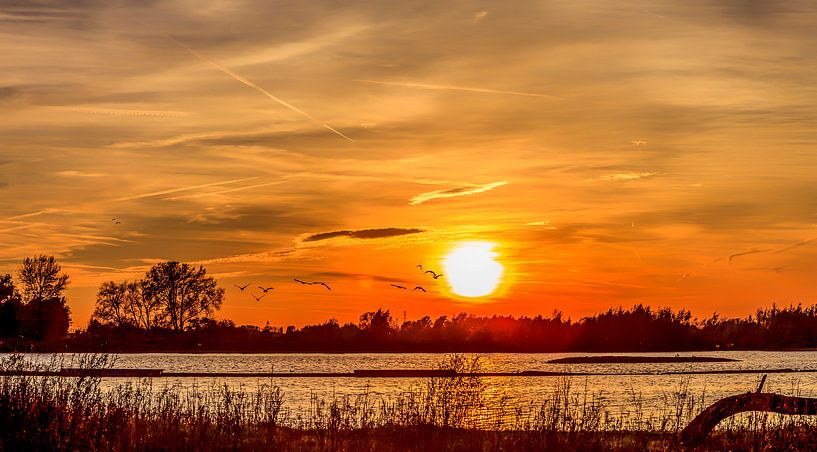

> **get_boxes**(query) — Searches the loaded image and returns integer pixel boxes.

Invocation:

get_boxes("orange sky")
[2,1,817,328]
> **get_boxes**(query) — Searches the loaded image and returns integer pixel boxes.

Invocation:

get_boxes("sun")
[442,242,504,298]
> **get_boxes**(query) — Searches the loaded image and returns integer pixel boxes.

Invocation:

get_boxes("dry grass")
[0,354,815,451]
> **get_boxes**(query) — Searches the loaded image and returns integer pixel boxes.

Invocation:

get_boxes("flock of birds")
[233,264,443,302]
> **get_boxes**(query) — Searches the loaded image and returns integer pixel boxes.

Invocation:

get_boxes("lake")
[6,351,817,424]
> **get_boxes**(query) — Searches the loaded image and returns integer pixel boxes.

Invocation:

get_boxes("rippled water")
[6,351,817,420]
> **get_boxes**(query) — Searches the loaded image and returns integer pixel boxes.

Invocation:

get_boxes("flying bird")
[251,293,266,302]
[391,284,408,290]
[424,270,443,279]
[416,264,423,270]
[316,282,331,291]
[233,283,250,291]
[294,278,331,290]
[412,286,427,292]
[258,286,274,293]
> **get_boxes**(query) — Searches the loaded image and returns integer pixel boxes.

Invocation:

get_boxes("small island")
[547,356,739,364]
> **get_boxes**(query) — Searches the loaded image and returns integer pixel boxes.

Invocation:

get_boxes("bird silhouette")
[115,221,121,224]
[424,270,443,279]
[258,286,274,293]
[251,293,266,302]
[416,264,423,270]
[412,286,427,292]
[316,282,331,291]
[233,283,250,291]
[391,284,407,290]
[294,279,331,290]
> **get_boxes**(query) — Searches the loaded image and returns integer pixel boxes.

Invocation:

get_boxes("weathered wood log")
[681,391,817,444]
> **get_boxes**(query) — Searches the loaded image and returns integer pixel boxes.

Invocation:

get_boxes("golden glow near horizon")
[443,242,504,298]
[2,1,817,328]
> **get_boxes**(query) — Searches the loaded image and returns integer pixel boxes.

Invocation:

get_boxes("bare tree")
[94,280,164,329]
[124,281,164,330]
[93,281,131,327]
[17,255,69,302]
[141,261,224,332]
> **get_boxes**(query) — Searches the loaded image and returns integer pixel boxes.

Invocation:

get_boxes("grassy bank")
[0,354,815,451]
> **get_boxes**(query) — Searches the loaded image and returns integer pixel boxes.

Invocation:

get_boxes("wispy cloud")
[590,172,658,182]
[357,80,559,99]
[47,106,192,118]
[410,181,507,205]
[473,11,489,23]
[56,170,105,178]
[303,227,425,242]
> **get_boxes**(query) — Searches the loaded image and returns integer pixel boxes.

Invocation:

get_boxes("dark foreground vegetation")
[5,254,817,353]
[0,354,815,451]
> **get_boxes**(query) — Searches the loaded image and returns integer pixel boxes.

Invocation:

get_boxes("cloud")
[590,172,658,182]
[410,181,507,205]
[56,170,105,177]
[163,35,354,142]
[311,271,408,283]
[303,227,424,242]
[473,11,488,23]
[47,106,192,118]
[357,80,559,99]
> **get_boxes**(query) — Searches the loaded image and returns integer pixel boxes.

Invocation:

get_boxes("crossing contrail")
[114,177,260,201]
[170,38,353,142]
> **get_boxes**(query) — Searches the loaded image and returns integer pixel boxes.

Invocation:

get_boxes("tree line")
[5,255,817,352]
[0,255,71,345]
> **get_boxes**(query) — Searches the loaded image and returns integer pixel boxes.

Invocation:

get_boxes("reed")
[0,353,815,451]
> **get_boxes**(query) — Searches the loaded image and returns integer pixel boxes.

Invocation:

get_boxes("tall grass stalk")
[0,353,816,450]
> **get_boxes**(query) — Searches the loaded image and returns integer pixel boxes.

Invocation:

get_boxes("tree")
[20,297,70,342]
[17,255,69,302]
[0,274,22,338]
[93,280,163,329]
[359,309,396,342]
[141,262,224,332]
[14,256,72,341]
[124,281,163,330]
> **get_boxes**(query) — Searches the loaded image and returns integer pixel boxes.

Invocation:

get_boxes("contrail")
[169,37,353,142]
[165,180,290,200]
[114,177,259,202]
[357,79,560,99]
[7,208,62,220]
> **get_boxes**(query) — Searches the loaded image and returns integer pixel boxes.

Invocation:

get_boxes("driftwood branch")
[681,391,817,444]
